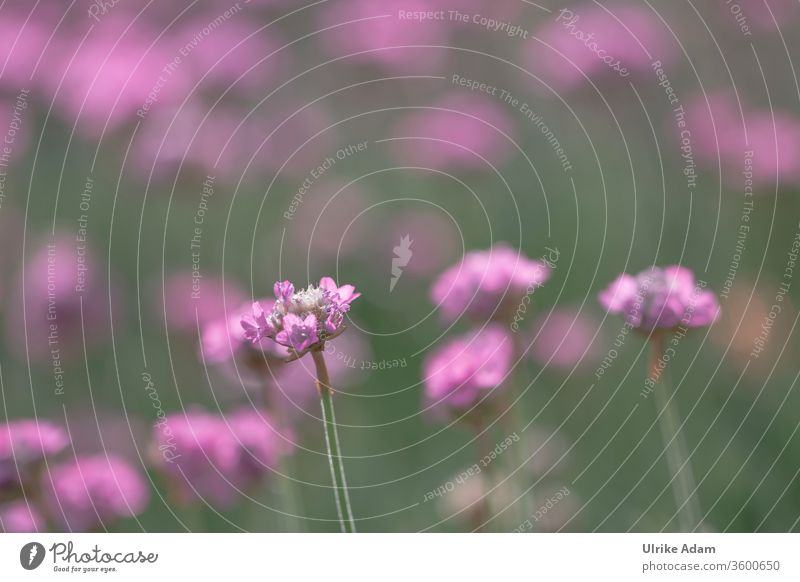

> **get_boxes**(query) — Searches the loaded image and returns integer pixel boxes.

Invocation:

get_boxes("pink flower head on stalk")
[0,420,68,491]
[598,266,719,331]
[44,455,149,531]
[423,325,513,411]
[0,502,44,533]
[242,278,360,357]
[431,244,552,323]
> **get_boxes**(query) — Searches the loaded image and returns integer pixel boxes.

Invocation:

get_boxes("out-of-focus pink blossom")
[390,94,515,170]
[158,272,245,333]
[42,18,188,137]
[598,266,719,331]
[0,501,44,532]
[423,325,513,411]
[317,0,449,73]
[431,244,551,323]
[45,455,149,531]
[0,420,67,490]
[5,236,120,361]
[683,91,800,190]
[528,5,675,91]
[530,308,600,369]
[152,408,288,507]
[151,410,239,507]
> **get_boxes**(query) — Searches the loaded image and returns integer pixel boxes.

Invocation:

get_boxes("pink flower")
[528,5,675,91]
[157,273,245,333]
[151,410,239,507]
[530,308,601,370]
[317,0,449,73]
[598,266,719,331]
[45,455,149,531]
[683,90,800,189]
[431,244,552,323]
[5,236,122,361]
[276,313,319,352]
[152,408,289,507]
[202,300,284,364]
[242,277,359,356]
[227,408,290,484]
[0,502,44,533]
[1,420,68,491]
[390,94,515,170]
[423,325,513,411]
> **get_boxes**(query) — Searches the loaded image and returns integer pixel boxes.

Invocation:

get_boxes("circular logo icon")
[19,542,46,570]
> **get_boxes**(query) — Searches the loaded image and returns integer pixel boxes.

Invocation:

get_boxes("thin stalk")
[649,334,702,531]
[311,349,356,533]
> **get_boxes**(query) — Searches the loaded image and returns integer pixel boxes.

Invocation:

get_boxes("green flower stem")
[649,334,702,531]
[312,348,356,533]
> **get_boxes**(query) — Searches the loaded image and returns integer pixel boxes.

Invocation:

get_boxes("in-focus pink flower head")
[242,277,360,357]
[598,266,719,331]
[530,308,601,370]
[0,501,44,533]
[45,455,149,531]
[317,0,449,73]
[5,236,121,361]
[390,94,515,170]
[0,420,68,491]
[423,325,513,412]
[431,244,552,323]
[529,4,675,92]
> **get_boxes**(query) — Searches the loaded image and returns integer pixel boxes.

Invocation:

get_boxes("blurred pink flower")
[423,325,512,411]
[158,272,245,333]
[152,409,240,507]
[152,408,288,507]
[45,455,149,531]
[0,501,44,533]
[317,0,449,73]
[1,420,67,491]
[390,94,515,170]
[530,308,601,370]
[528,5,675,91]
[684,90,800,189]
[598,266,719,331]
[431,244,551,323]
[6,236,120,361]
[42,18,187,137]
[167,16,286,92]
